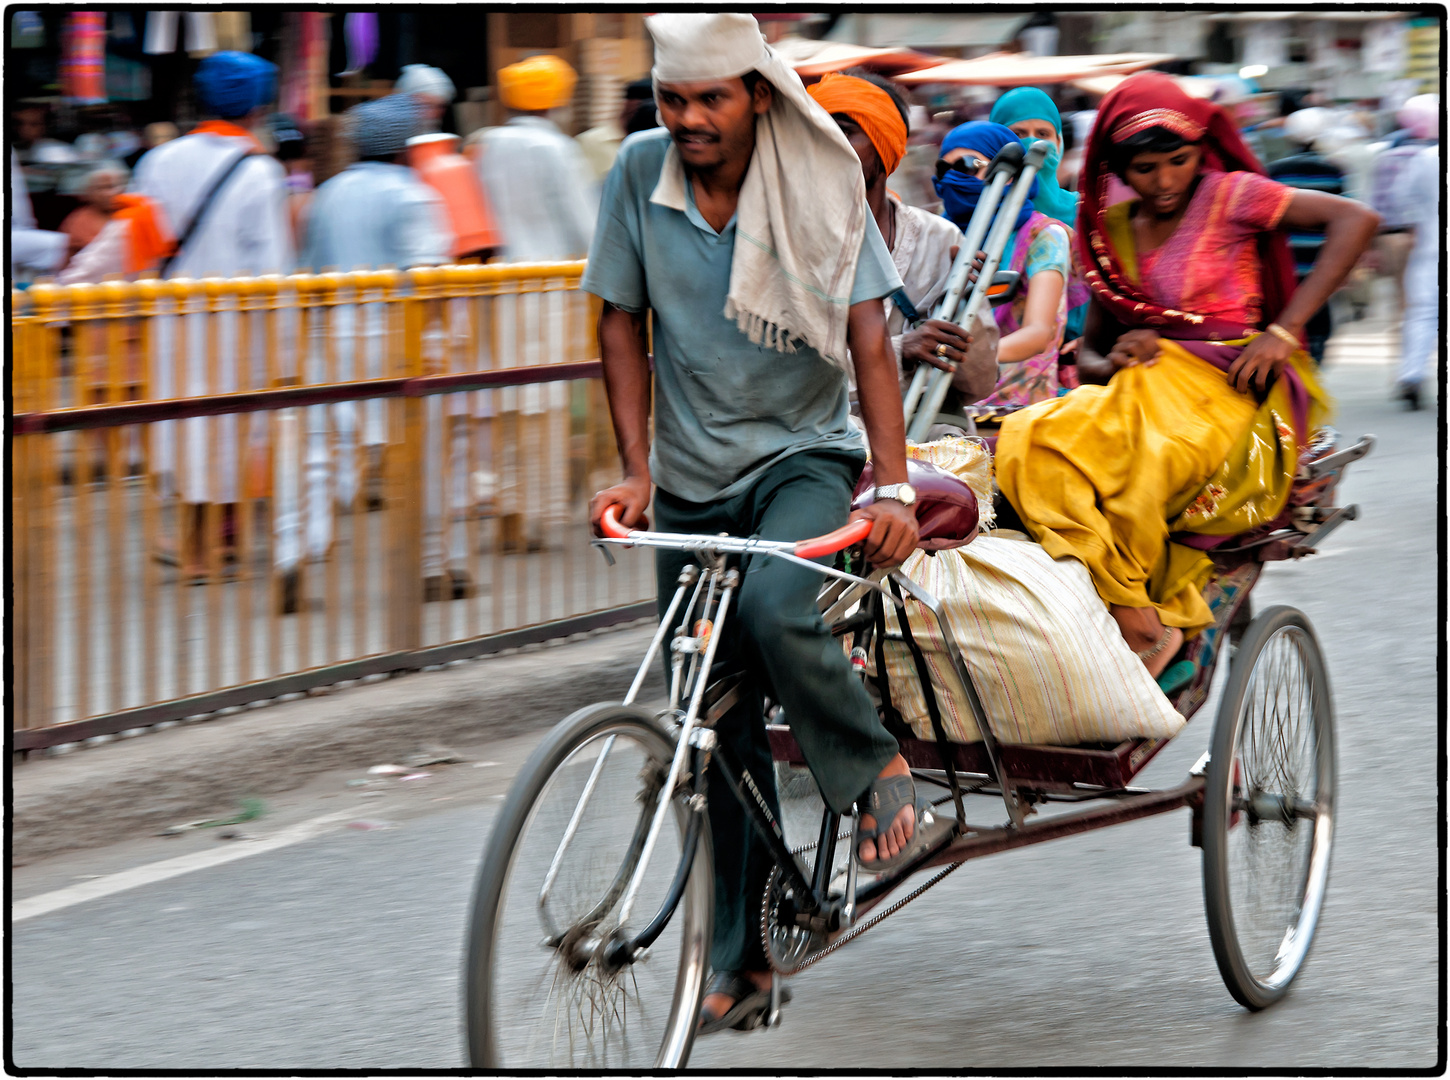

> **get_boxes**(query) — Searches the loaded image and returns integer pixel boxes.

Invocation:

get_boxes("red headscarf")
[1075,72,1300,345]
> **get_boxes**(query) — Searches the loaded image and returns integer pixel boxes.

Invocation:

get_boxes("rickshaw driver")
[583,13,959,1033]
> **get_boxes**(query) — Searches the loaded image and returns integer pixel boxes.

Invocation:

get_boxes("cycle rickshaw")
[461,410,1372,1068]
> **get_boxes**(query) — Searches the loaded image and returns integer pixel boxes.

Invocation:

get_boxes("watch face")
[899,483,917,506]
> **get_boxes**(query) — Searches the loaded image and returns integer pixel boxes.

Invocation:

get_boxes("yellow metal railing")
[10,264,651,747]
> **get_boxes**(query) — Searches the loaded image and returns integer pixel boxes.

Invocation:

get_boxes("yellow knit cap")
[498,55,577,113]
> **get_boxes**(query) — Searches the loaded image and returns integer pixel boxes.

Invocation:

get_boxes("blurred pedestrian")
[476,54,595,553]
[936,123,1070,406]
[133,50,292,580]
[1267,108,1346,364]
[268,113,313,250]
[576,77,656,183]
[395,64,456,133]
[807,71,995,405]
[1368,95,1440,319]
[1396,112,1440,411]
[291,92,457,610]
[9,146,68,279]
[476,54,597,260]
[57,160,128,265]
[56,161,172,283]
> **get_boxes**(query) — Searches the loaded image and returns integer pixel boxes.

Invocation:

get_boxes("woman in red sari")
[995,73,1378,682]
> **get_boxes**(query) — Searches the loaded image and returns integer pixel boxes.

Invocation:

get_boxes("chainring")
[760,865,830,975]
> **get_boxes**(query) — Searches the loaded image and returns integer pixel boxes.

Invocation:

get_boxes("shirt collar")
[650,141,737,240]
[649,141,688,212]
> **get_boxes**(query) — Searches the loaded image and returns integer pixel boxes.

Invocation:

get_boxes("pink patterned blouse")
[1135,170,1295,330]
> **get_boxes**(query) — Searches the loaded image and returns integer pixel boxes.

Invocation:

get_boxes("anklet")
[1137,626,1175,661]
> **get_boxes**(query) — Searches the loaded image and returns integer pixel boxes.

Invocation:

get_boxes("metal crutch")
[900,142,1024,427]
[905,139,1051,443]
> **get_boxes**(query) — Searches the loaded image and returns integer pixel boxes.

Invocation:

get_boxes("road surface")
[11,334,1440,1071]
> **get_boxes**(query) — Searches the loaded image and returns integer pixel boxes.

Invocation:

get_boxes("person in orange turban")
[497,54,577,114]
[808,70,996,406]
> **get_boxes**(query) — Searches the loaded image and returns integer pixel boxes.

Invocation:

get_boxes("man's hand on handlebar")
[590,476,651,536]
[852,499,919,569]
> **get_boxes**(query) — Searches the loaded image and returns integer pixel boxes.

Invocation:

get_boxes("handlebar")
[600,505,873,558]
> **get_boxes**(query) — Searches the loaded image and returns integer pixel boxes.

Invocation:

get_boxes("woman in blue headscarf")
[989,88,1091,348]
[935,121,1069,406]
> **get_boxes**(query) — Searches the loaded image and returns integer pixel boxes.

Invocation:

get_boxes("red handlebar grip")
[793,518,873,561]
[600,504,632,540]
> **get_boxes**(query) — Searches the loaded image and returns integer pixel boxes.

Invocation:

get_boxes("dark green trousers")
[652,450,899,972]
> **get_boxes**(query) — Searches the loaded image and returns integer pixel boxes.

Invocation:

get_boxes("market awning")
[826,13,1031,50]
[896,52,1176,87]
[1072,72,1219,99]
[772,35,950,78]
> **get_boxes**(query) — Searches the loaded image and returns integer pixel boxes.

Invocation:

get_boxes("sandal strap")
[705,969,762,1003]
[858,772,916,840]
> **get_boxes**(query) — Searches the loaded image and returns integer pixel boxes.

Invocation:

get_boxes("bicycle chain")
[761,856,967,976]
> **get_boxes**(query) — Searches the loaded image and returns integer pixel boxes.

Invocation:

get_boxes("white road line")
[12,811,353,923]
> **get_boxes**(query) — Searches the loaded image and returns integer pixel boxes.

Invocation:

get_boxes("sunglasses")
[935,155,990,181]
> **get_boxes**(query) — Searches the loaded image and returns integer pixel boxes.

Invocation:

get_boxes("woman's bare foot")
[856,754,916,864]
[1109,605,1185,679]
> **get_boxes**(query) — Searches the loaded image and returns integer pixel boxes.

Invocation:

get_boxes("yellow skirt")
[995,341,1325,635]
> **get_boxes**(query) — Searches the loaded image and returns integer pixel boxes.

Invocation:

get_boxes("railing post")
[387,268,427,653]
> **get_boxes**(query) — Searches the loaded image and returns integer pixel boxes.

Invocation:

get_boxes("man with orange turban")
[475,53,596,554]
[477,53,595,260]
[808,71,996,406]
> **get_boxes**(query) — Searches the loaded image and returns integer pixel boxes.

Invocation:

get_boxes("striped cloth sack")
[873,537,1185,746]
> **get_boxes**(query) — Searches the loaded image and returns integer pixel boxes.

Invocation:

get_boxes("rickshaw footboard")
[922,775,1206,870]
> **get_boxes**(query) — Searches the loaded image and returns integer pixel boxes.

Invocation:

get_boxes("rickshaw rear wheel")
[463,703,713,1068]
[1202,605,1335,1010]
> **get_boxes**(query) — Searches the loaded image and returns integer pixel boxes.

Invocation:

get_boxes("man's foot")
[277,569,300,615]
[857,755,917,865]
[698,970,777,1035]
[1396,381,1422,411]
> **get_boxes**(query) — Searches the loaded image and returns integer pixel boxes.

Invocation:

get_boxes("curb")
[12,622,664,863]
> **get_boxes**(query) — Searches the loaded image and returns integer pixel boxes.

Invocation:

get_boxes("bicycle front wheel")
[464,703,712,1068]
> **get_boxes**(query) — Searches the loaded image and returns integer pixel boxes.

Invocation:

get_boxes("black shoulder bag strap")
[157,146,258,279]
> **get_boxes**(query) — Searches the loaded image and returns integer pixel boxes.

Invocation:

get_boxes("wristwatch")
[873,483,918,506]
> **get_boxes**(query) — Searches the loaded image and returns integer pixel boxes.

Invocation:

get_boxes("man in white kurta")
[299,92,459,603]
[475,56,594,552]
[132,51,292,576]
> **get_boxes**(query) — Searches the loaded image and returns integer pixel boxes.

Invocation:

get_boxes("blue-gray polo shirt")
[581,128,901,504]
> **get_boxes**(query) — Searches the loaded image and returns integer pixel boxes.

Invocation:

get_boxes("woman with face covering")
[935,121,1070,406]
[993,72,1378,687]
[989,87,1091,346]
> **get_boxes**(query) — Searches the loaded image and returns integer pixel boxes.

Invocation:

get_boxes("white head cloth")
[646,12,868,372]
[1283,107,1333,147]
[396,64,456,103]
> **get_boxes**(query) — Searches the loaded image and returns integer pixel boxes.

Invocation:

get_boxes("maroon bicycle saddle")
[852,458,979,551]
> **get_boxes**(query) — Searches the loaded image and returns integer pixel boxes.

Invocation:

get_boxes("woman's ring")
[935,343,949,358]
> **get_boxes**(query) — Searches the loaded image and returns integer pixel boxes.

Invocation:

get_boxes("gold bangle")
[1266,322,1299,348]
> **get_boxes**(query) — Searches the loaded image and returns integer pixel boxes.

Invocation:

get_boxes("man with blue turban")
[134,50,292,582]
